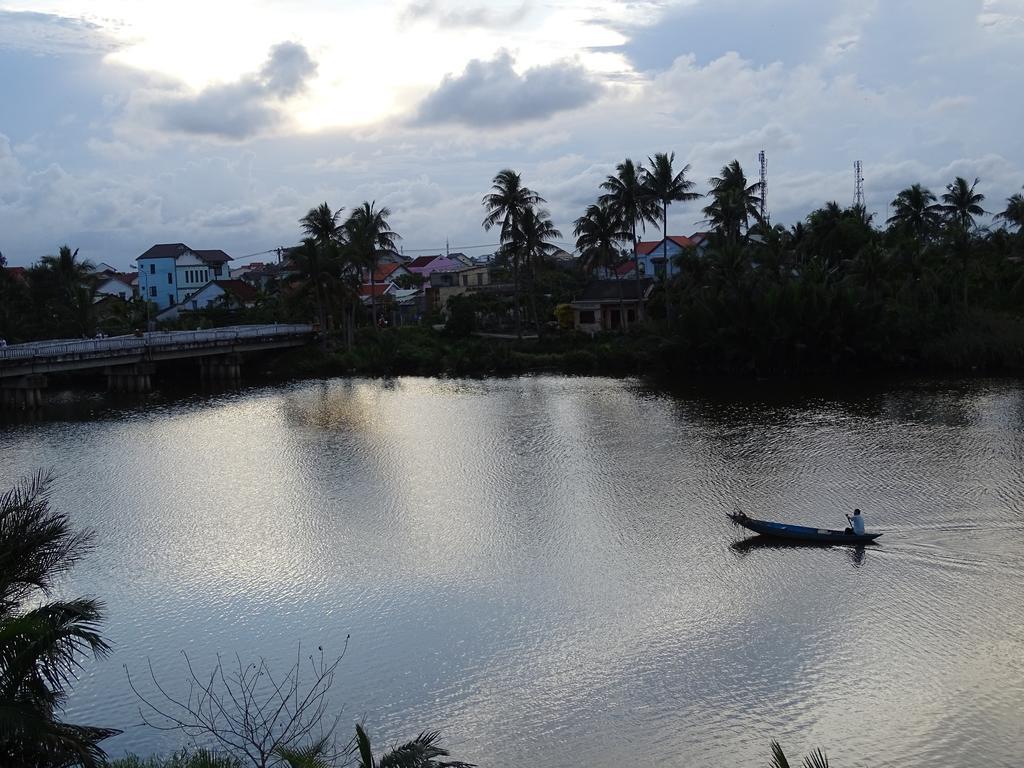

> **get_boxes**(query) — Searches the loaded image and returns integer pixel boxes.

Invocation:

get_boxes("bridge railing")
[0,324,314,362]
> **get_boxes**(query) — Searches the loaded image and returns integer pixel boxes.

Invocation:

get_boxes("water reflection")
[730,536,872,567]
[0,376,1022,768]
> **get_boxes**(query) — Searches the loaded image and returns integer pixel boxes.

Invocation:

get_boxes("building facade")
[137,243,233,310]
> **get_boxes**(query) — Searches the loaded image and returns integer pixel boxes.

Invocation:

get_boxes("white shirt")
[850,513,865,535]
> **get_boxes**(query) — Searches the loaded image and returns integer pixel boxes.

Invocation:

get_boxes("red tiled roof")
[636,236,696,257]
[213,280,257,302]
[408,254,440,269]
[359,283,393,297]
[3,266,27,281]
[372,262,401,282]
[614,261,636,277]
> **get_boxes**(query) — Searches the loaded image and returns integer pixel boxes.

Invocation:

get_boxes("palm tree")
[887,184,942,243]
[939,176,986,232]
[939,177,986,306]
[345,201,401,329]
[600,159,660,316]
[482,169,544,338]
[643,152,700,281]
[0,471,118,767]
[291,238,337,344]
[769,739,829,768]
[300,202,344,248]
[703,160,763,247]
[354,724,473,768]
[37,245,97,336]
[39,245,95,290]
[995,186,1024,232]
[574,202,631,328]
[518,206,563,335]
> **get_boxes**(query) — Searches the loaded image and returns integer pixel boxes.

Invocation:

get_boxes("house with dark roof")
[136,243,234,310]
[155,279,257,321]
[95,272,137,302]
[570,279,654,334]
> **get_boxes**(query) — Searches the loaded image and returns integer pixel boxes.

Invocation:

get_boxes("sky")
[1,0,1023,269]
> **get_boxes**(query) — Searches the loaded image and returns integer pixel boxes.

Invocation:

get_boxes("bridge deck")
[0,324,314,378]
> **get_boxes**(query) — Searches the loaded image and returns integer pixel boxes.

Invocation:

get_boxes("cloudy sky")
[1,0,1022,268]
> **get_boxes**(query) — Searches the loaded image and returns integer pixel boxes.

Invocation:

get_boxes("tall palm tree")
[39,245,94,290]
[642,152,700,283]
[703,160,763,246]
[291,238,337,340]
[300,202,344,248]
[298,203,346,344]
[939,177,986,306]
[644,152,700,329]
[574,202,631,328]
[600,159,660,315]
[518,206,563,335]
[887,183,942,244]
[482,169,544,339]
[939,176,986,232]
[353,724,473,768]
[345,201,401,329]
[995,186,1024,232]
[0,471,117,767]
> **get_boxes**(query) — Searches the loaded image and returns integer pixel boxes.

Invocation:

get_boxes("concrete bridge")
[0,324,315,408]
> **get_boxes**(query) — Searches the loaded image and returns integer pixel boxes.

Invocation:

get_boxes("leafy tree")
[0,471,118,767]
[481,169,544,338]
[300,203,344,248]
[600,158,660,308]
[345,201,401,329]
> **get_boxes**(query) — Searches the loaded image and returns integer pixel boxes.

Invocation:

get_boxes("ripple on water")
[1,376,1023,767]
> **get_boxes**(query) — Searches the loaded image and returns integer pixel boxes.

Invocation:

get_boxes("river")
[2,376,1023,767]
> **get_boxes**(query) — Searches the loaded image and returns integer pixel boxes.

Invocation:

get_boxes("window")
[118,291,126,299]
[149,264,155,274]
[169,295,175,305]
[462,274,469,286]
[149,286,157,298]
[214,266,221,277]
[627,309,636,322]
[476,273,483,285]
[579,310,596,324]
[167,272,173,285]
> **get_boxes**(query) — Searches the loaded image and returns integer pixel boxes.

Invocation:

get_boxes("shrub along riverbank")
[269,309,1024,382]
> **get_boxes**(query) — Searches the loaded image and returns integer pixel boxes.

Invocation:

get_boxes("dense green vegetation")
[3,168,1022,378]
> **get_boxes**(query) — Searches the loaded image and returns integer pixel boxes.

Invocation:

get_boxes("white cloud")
[414,51,603,127]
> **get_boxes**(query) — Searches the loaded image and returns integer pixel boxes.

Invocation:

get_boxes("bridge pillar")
[200,354,243,383]
[0,374,47,409]
[105,363,154,393]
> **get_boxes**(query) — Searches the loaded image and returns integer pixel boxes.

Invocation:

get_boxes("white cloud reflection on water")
[0,377,1023,766]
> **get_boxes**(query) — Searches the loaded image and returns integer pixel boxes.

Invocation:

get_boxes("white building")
[155,279,258,321]
[137,243,233,310]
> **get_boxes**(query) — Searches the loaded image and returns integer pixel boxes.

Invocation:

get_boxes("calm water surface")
[2,376,1023,767]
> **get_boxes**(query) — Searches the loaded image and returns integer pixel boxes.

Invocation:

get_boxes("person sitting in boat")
[845,508,865,535]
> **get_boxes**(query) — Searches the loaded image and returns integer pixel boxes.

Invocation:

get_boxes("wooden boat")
[728,511,882,545]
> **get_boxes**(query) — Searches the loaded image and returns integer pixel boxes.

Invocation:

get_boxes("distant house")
[136,243,234,310]
[426,264,491,312]
[408,255,474,280]
[3,266,27,284]
[155,279,257,321]
[94,273,137,302]
[570,279,654,333]
[372,262,414,285]
[634,236,697,279]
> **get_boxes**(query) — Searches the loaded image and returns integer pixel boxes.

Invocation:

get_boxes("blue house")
[137,244,233,310]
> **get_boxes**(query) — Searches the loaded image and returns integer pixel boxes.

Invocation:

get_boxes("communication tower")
[758,150,768,224]
[854,160,865,208]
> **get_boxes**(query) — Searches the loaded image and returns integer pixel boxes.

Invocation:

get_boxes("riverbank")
[270,312,1024,380]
